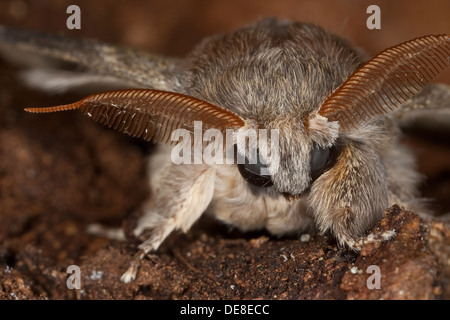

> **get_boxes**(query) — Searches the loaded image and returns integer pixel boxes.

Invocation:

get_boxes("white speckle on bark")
[300,234,310,242]
[89,270,103,280]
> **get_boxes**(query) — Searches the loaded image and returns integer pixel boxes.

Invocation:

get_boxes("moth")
[0,19,449,283]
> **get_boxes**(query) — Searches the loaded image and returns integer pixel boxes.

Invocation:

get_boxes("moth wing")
[396,83,450,131]
[18,69,142,94]
[0,25,180,92]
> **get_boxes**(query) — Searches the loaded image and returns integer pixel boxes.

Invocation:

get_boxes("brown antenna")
[25,89,246,144]
[318,34,450,132]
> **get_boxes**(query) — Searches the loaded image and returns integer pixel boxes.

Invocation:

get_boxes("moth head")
[234,33,450,197]
[231,114,340,197]
[25,34,450,199]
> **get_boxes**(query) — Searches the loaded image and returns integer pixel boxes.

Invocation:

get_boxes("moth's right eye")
[236,148,273,188]
[310,145,339,181]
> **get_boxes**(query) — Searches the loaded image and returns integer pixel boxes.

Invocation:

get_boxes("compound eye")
[310,145,338,181]
[237,149,273,188]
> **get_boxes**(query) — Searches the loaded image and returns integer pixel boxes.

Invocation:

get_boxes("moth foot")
[339,229,396,251]
[121,258,140,283]
[121,248,152,283]
[120,239,163,283]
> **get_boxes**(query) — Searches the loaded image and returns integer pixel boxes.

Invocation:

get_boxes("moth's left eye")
[237,149,273,188]
[310,145,339,181]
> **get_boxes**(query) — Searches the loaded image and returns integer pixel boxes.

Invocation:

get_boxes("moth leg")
[325,206,396,251]
[121,153,215,282]
[308,143,396,251]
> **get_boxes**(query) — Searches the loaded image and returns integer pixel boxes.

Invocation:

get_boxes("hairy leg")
[122,147,216,282]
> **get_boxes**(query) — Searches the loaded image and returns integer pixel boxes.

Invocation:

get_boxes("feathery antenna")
[318,34,450,132]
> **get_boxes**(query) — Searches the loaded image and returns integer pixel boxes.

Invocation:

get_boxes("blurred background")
[0,0,449,84]
[0,0,449,215]
[0,0,449,218]
[0,1,448,300]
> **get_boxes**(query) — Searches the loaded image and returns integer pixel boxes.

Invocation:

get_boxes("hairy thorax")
[181,19,362,121]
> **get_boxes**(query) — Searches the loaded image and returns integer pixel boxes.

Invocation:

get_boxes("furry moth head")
[19,21,450,198]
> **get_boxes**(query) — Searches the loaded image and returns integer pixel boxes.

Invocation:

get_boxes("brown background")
[0,0,449,85]
[1,0,448,217]
[0,0,449,300]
